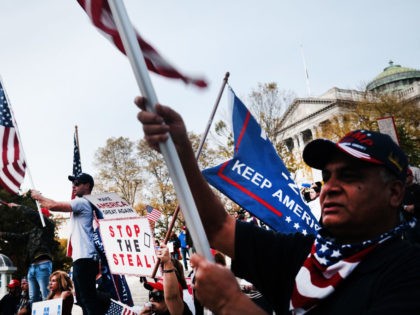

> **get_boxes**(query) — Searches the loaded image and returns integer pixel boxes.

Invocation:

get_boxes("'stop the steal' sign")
[99,217,160,277]
[85,192,138,219]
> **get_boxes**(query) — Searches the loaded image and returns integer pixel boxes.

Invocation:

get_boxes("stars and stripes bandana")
[290,218,417,314]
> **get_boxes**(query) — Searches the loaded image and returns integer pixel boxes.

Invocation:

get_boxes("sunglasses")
[73,181,84,187]
[149,290,164,302]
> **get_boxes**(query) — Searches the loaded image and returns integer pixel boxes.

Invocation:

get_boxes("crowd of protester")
[1,95,420,315]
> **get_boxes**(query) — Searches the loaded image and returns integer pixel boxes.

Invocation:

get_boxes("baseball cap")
[144,280,164,292]
[7,279,20,288]
[144,279,183,297]
[68,173,94,187]
[303,130,408,182]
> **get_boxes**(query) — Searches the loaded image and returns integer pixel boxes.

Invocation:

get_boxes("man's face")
[21,281,28,292]
[320,153,403,243]
[149,290,167,314]
[73,181,91,197]
[9,286,20,296]
[406,171,414,186]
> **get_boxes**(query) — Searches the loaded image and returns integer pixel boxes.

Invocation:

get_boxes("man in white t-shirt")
[32,173,107,315]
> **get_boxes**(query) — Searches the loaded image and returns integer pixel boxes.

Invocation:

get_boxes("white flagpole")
[0,78,46,227]
[107,0,213,261]
[300,44,311,97]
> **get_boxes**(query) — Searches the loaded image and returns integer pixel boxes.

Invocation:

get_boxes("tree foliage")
[0,190,71,277]
[248,82,296,141]
[319,94,420,166]
[94,137,143,206]
[94,132,221,240]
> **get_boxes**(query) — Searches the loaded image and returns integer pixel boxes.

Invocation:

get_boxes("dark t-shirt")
[158,301,193,315]
[232,221,420,314]
[0,293,20,315]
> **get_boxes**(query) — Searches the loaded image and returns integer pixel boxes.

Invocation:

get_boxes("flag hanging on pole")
[76,0,207,88]
[72,132,82,178]
[71,128,82,200]
[202,88,320,235]
[0,82,26,194]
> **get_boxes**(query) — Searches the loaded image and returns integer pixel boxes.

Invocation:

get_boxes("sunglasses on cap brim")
[149,290,164,302]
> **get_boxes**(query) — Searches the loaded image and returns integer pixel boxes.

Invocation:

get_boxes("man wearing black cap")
[135,98,420,315]
[31,173,105,315]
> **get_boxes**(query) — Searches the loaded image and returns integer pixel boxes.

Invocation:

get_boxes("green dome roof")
[367,61,420,91]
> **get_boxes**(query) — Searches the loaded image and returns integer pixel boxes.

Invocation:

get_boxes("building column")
[297,133,304,151]
[0,272,6,298]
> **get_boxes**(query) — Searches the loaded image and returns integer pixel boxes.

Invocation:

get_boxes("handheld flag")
[202,88,320,235]
[146,205,162,222]
[0,82,26,194]
[106,299,138,315]
[76,0,207,88]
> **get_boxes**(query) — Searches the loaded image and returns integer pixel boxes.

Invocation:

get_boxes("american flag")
[76,0,207,88]
[71,129,82,200]
[0,82,26,194]
[146,205,162,222]
[68,128,83,256]
[106,299,138,315]
[73,131,82,178]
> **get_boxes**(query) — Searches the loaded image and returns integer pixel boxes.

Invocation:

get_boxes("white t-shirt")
[69,197,97,261]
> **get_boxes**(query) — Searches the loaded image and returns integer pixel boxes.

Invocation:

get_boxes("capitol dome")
[0,253,17,298]
[366,61,420,93]
[0,254,14,268]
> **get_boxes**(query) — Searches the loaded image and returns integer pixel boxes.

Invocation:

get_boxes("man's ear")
[388,180,405,208]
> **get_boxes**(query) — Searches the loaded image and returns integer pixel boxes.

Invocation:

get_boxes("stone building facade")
[277,61,420,183]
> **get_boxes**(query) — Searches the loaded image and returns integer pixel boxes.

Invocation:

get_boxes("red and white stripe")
[0,126,26,194]
[290,245,375,314]
[77,0,207,88]
[146,206,162,222]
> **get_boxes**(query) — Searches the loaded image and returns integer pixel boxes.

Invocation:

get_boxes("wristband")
[163,269,175,273]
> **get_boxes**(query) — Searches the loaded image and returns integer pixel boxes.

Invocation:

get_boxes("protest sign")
[32,299,62,315]
[377,116,399,145]
[99,217,160,277]
[85,192,138,219]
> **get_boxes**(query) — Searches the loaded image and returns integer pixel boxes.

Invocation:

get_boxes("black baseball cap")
[303,130,408,182]
[68,173,94,187]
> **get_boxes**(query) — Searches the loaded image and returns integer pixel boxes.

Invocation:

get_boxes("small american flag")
[0,81,26,194]
[76,0,207,88]
[146,205,162,222]
[106,299,138,315]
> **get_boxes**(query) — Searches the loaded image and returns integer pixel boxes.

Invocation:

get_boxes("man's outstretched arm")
[31,190,72,213]
[135,97,236,258]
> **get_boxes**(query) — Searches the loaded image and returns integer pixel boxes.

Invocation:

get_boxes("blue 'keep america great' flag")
[202,88,320,235]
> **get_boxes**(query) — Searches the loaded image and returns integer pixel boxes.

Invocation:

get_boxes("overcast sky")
[0,0,418,202]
